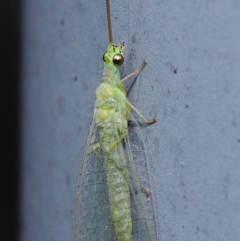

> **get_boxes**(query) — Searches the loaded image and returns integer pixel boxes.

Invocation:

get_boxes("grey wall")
[21,0,240,241]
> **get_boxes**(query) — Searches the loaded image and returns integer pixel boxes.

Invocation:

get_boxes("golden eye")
[112,53,124,65]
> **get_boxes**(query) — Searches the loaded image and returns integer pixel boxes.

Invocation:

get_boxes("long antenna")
[105,0,113,43]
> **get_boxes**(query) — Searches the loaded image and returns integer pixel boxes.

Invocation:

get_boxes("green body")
[74,43,158,241]
[94,43,133,241]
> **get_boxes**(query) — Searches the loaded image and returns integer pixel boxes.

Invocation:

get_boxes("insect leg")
[139,181,151,197]
[109,134,125,149]
[120,61,156,124]
[128,102,156,124]
[120,60,147,83]
[92,142,104,161]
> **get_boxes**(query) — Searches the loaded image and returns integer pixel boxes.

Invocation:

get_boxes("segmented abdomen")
[105,152,132,241]
[94,82,132,241]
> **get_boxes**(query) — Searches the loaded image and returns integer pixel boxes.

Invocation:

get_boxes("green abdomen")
[95,80,133,240]
[105,155,132,241]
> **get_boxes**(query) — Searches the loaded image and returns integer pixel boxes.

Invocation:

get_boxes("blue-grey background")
[20,0,240,241]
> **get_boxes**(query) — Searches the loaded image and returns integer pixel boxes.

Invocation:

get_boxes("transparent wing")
[74,116,159,241]
[74,119,116,241]
[124,117,159,241]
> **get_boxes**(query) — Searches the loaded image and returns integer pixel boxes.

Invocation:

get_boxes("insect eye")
[103,52,107,62]
[113,53,124,66]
